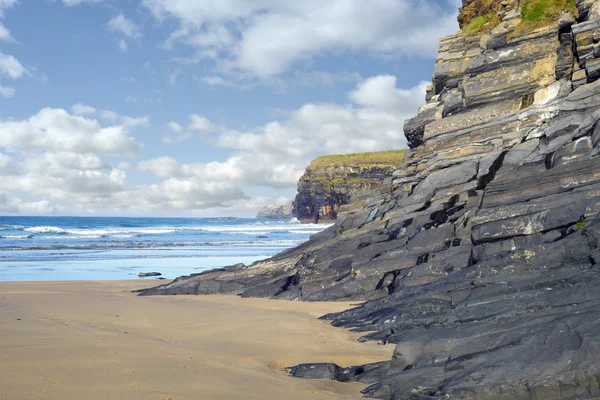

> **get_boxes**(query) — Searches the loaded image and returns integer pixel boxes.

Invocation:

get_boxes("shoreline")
[0,280,392,400]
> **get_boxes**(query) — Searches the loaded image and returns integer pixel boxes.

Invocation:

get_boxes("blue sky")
[0,0,460,216]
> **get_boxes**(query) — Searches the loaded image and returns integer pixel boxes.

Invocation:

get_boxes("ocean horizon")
[0,216,329,282]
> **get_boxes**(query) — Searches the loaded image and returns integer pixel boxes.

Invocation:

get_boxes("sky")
[0,0,461,217]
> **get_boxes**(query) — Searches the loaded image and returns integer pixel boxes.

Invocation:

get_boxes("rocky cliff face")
[256,201,294,219]
[138,1,600,398]
[294,151,406,223]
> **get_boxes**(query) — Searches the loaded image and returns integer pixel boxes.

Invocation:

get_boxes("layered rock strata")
[294,151,406,223]
[139,1,600,398]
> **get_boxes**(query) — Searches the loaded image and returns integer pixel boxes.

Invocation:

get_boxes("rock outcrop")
[294,151,406,223]
[256,201,294,219]
[138,1,600,398]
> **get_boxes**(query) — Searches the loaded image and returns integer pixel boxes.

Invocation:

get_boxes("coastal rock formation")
[294,151,406,223]
[139,0,600,398]
[256,201,294,219]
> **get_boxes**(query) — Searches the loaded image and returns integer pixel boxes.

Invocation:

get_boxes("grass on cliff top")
[464,13,499,35]
[308,150,407,170]
[458,0,503,29]
[512,0,577,35]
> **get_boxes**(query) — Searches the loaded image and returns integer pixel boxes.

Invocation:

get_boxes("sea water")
[0,216,329,282]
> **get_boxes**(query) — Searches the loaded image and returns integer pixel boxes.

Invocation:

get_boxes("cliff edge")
[294,151,406,223]
[138,0,600,398]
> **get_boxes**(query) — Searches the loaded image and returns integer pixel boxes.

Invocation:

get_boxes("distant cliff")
[256,201,294,219]
[294,151,406,223]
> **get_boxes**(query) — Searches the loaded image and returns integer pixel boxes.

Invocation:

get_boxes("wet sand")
[0,281,392,400]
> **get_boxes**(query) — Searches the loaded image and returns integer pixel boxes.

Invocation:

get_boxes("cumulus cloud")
[0,108,143,157]
[0,107,151,215]
[142,0,458,78]
[350,75,429,111]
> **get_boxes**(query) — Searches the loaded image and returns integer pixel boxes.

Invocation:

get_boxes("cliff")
[294,151,406,223]
[138,0,600,398]
[256,201,294,219]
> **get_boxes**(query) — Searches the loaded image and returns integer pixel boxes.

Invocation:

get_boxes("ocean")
[0,216,328,282]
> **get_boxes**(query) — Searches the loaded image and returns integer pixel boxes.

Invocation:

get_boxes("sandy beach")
[0,281,392,400]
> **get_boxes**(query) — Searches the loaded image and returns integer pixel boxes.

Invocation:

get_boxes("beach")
[0,280,393,400]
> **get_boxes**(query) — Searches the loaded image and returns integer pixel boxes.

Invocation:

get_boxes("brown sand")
[0,281,393,400]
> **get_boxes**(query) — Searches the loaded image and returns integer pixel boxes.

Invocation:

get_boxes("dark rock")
[138,272,162,278]
[288,363,340,380]
[289,361,391,384]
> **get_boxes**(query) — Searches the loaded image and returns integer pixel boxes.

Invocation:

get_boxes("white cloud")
[0,85,14,98]
[0,22,12,41]
[295,71,362,87]
[0,1,18,9]
[163,132,193,144]
[138,156,181,177]
[0,108,143,157]
[142,0,458,78]
[100,110,120,122]
[100,109,149,128]
[18,200,63,215]
[163,122,193,143]
[71,103,96,115]
[0,76,425,215]
[199,75,257,90]
[349,75,429,111]
[167,122,183,133]
[0,194,19,214]
[0,52,25,79]
[0,152,11,170]
[189,114,216,132]
[63,0,104,6]
[122,115,149,128]
[108,14,142,39]
[201,76,236,87]
[107,13,141,53]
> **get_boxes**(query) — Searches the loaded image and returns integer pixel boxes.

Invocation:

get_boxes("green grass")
[576,220,585,231]
[308,150,406,170]
[513,0,578,35]
[464,14,494,35]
